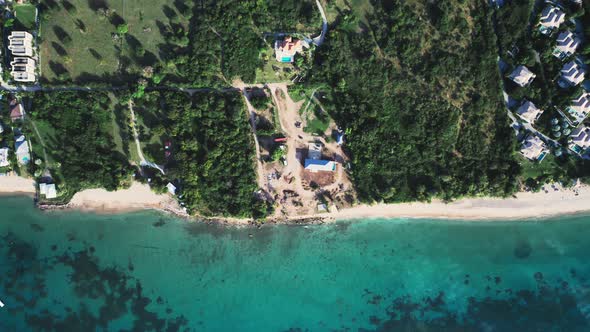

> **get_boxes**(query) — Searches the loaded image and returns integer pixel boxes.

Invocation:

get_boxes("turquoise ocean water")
[2,196,590,331]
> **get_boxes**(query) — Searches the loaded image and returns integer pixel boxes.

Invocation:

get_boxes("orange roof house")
[275,36,306,63]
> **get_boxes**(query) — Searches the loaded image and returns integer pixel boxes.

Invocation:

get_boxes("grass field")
[39,0,191,83]
[15,4,36,30]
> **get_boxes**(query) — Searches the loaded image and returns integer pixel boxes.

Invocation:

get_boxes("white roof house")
[560,61,585,87]
[166,182,177,195]
[567,93,590,124]
[508,65,536,87]
[8,31,33,57]
[39,183,57,199]
[554,31,580,58]
[520,135,549,162]
[304,142,336,172]
[516,100,543,124]
[0,148,9,167]
[10,57,36,82]
[539,6,566,30]
[569,126,590,154]
[14,135,30,165]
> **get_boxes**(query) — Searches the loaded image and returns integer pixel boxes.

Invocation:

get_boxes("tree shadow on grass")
[52,26,72,44]
[173,0,189,16]
[162,5,177,20]
[51,42,68,57]
[88,48,102,60]
[109,13,125,27]
[88,0,109,11]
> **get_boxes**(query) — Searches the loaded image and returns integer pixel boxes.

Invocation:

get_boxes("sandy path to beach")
[0,175,36,194]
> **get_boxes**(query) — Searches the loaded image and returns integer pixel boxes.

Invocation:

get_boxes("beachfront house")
[304,142,336,172]
[539,6,565,34]
[508,65,536,87]
[520,135,549,162]
[0,148,9,167]
[14,135,30,165]
[9,98,24,122]
[167,182,177,195]
[8,31,33,57]
[559,61,585,87]
[10,57,36,82]
[275,36,307,63]
[554,31,580,59]
[567,92,590,124]
[569,126,590,155]
[39,183,57,199]
[516,100,543,124]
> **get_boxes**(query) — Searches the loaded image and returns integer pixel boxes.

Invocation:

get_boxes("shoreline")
[2,175,590,225]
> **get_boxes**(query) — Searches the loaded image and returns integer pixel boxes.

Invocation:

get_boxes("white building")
[0,148,9,167]
[167,182,177,195]
[10,57,36,82]
[8,31,34,57]
[569,126,590,155]
[304,142,336,172]
[560,61,585,87]
[520,135,549,162]
[508,65,536,87]
[516,100,543,124]
[554,31,580,58]
[39,183,57,199]
[14,135,30,165]
[539,6,566,31]
[567,93,590,124]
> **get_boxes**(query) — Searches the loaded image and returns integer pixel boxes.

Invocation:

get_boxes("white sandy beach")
[1,174,589,222]
[68,182,186,216]
[0,175,36,194]
[323,183,590,221]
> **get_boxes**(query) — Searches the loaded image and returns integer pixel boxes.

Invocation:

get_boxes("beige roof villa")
[516,100,543,124]
[520,135,549,162]
[539,6,565,30]
[571,126,590,146]
[10,57,35,82]
[508,65,536,87]
[554,31,580,58]
[560,61,585,86]
[8,31,33,57]
[275,36,307,63]
[567,93,590,124]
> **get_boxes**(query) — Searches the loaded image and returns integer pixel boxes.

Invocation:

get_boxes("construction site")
[243,83,356,218]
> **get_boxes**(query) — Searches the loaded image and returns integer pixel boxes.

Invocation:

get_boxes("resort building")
[304,142,336,172]
[0,148,9,167]
[14,135,30,165]
[559,61,585,87]
[10,57,36,82]
[275,36,307,63]
[39,183,57,199]
[554,31,580,59]
[569,126,590,155]
[8,31,33,57]
[516,100,543,124]
[567,93,590,124]
[508,65,536,87]
[520,135,549,162]
[539,6,565,33]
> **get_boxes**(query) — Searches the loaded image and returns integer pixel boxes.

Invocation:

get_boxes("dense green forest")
[309,0,520,202]
[133,91,266,217]
[176,0,320,85]
[29,91,132,197]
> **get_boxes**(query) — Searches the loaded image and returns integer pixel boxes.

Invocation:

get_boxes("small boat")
[0,299,4,307]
